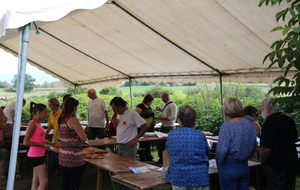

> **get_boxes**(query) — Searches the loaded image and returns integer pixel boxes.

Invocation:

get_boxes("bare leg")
[34,164,48,190]
[31,168,38,190]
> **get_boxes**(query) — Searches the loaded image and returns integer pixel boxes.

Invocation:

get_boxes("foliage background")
[4,82,298,136]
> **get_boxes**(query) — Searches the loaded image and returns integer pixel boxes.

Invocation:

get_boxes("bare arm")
[156,116,169,121]
[156,105,177,121]
[23,122,47,147]
[67,117,87,141]
[44,125,53,140]
[104,110,109,128]
[260,147,271,164]
[135,107,142,115]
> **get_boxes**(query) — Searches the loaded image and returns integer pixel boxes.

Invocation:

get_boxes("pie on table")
[83,149,108,159]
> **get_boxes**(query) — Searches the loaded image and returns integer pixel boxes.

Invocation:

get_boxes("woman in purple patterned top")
[216,98,257,190]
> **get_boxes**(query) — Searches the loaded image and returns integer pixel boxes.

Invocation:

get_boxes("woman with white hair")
[216,98,257,190]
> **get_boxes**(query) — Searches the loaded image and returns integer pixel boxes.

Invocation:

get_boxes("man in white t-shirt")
[87,88,109,141]
[3,99,26,123]
[155,92,177,163]
[110,97,149,160]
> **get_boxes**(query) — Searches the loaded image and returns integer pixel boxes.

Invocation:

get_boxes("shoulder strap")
[162,101,173,112]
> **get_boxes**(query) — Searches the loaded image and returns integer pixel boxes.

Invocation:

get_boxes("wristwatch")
[136,135,141,139]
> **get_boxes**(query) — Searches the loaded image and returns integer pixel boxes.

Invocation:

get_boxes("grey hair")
[263,98,280,112]
[177,105,197,128]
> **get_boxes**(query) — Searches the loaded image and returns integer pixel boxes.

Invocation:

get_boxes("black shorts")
[28,156,45,167]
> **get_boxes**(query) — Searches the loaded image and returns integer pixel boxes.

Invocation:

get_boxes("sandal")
[15,172,21,180]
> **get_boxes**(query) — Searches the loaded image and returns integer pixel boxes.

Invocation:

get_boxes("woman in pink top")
[23,102,49,190]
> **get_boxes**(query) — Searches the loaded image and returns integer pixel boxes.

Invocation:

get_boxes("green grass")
[0,88,65,101]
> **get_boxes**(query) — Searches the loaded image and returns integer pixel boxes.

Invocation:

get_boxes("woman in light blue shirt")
[216,98,257,190]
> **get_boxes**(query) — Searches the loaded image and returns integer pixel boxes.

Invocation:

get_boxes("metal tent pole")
[219,74,225,123]
[129,78,133,109]
[6,23,30,190]
[74,85,78,98]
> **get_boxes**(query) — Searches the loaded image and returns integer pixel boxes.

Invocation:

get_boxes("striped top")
[59,121,84,167]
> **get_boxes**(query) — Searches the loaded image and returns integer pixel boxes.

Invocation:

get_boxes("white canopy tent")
[0,0,294,87]
[0,1,293,189]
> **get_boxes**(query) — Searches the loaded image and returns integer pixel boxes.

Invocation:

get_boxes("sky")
[0,49,59,84]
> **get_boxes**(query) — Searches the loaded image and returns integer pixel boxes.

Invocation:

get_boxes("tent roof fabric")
[0,0,292,86]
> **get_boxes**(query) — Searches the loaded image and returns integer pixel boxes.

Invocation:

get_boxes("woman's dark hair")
[178,105,197,128]
[59,97,79,122]
[30,102,46,119]
[142,94,154,104]
[110,97,127,107]
[62,94,72,102]
[242,106,258,117]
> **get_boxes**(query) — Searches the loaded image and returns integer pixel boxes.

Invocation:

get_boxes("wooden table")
[111,159,261,190]
[87,136,167,148]
[85,151,159,190]
[112,170,168,190]
[48,146,159,190]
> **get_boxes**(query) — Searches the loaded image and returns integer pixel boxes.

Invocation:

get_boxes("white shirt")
[88,97,107,128]
[161,99,177,128]
[3,101,16,123]
[116,108,146,144]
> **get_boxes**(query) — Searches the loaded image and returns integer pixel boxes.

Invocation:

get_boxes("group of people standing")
[0,89,298,190]
[86,89,178,164]
[21,96,87,190]
[8,89,177,190]
[165,97,298,190]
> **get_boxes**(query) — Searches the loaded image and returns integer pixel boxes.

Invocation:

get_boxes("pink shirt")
[27,120,46,157]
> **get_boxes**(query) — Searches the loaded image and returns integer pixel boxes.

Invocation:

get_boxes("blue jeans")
[218,159,249,190]
[172,185,210,190]
[117,144,136,190]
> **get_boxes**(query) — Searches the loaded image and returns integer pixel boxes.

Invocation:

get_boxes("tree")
[99,86,122,96]
[144,85,174,98]
[259,0,300,113]
[11,74,35,92]
[66,86,87,95]
[0,81,11,88]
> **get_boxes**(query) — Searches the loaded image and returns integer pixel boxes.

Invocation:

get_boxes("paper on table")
[207,139,213,149]
[155,131,168,138]
[144,132,156,137]
[129,166,150,173]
